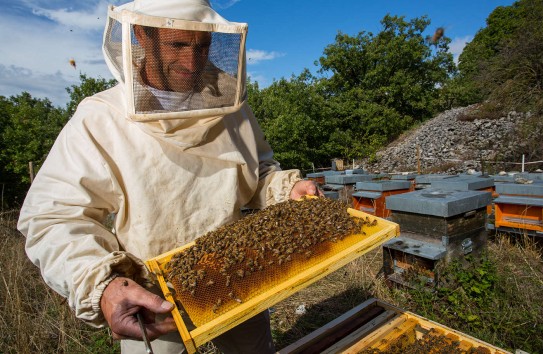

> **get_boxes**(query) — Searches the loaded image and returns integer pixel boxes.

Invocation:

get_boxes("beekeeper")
[17,0,321,353]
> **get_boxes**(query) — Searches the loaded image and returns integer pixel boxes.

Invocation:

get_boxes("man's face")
[135,27,211,93]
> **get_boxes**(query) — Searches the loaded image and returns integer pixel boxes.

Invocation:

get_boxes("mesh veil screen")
[130,25,241,114]
[103,17,124,83]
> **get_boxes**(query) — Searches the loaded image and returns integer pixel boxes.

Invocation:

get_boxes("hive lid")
[496,182,543,197]
[415,174,457,184]
[494,195,543,207]
[356,180,412,191]
[385,188,492,217]
[306,172,324,178]
[430,176,495,191]
[383,236,446,260]
[517,172,543,181]
[391,173,418,180]
[322,184,345,191]
[325,174,374,185]
[492,175,517,183]
[352,191,382,199]
[322,170,344,176]
[323,191,339,200]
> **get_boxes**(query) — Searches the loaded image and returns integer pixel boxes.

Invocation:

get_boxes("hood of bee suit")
[102,0,248,148]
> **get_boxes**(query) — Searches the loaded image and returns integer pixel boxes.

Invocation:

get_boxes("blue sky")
[0,0,516,107]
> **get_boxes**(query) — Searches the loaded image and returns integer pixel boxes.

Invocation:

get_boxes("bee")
[69,58,76,69]
[212,298,222,313]
[225,275,231,287]
[228,292,243,303]
[426,27,445,44]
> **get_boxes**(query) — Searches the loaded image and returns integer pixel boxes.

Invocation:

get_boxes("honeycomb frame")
[146,206,399,353]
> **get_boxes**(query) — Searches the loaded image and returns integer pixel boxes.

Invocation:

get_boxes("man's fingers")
[108,314,140,339]
[101,277,176,341]
[118,278,174,314]
[143,316,178,339]
[110,308,177,341]
[135,290,174,314]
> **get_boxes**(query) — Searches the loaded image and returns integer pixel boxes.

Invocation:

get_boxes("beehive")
[352,180,413,218]
[279,298,511,354]
[146,197,399,353]
[383,189,492,287]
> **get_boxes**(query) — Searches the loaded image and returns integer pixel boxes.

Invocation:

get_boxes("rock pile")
[362,105,540,174]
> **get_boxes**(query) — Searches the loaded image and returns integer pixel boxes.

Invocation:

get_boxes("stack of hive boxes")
[382,188,492,287]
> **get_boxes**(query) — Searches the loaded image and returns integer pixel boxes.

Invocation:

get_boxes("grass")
[2,208,542,353]
[0,210,119,354]
[270,234,543,353]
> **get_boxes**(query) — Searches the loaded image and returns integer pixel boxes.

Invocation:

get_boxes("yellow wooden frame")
[145,208,399,353]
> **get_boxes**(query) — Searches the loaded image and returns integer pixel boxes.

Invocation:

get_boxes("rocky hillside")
[362,105,543,174]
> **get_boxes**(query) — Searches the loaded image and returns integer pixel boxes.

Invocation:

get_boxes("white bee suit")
[18,0,300,352]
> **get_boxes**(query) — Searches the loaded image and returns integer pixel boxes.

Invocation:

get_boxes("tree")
[65,74,117,117]
[247,15,455,168]
[453,0,543,113]
[249,71,335,170]
[0,93,66,206]
[317,14,455,158]
[0,75,117,207]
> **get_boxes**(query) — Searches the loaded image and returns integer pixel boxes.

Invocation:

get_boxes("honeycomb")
[164,197,378,326]
[358,329,493,354]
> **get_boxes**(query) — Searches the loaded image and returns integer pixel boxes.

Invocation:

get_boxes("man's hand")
[100,277,177,340]
[289,180,324,200]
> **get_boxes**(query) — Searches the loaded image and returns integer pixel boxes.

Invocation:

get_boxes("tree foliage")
[0,93,66,206]
[248,71,336,170]
[250,14,455,169]
[65,74,117,117]
[0,75,117,207]
[453,0,543,113]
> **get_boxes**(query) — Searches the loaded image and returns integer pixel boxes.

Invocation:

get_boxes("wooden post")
[416,145,421,174]
[29,161,34,184]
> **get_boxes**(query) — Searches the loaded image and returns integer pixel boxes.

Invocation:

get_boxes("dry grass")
[270,232,542,353]
[0,210,119,354]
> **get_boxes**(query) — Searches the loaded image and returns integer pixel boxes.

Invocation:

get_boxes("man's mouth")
[172,67,198,79]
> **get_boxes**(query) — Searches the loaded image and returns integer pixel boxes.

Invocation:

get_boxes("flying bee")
[426,27,445,45]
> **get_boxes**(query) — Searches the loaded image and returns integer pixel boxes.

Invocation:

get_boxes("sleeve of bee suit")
[17,115,150,328]
[242,105,302,209]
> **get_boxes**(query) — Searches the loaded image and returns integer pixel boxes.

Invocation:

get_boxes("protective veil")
[104,0,248,147]
[18,0,301,349]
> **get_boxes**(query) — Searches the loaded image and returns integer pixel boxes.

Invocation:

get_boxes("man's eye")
[167,43,189,49]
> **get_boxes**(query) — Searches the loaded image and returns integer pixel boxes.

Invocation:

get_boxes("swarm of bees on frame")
[165,196,377,313]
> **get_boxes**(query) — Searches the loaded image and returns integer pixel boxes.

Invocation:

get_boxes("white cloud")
[30,4,107,31]
[210,0,242,10]
[0,2,115,106]
[246,49,285,65]
[449,35,473,64]
[0,64,73,105]
[247,71,269,88]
